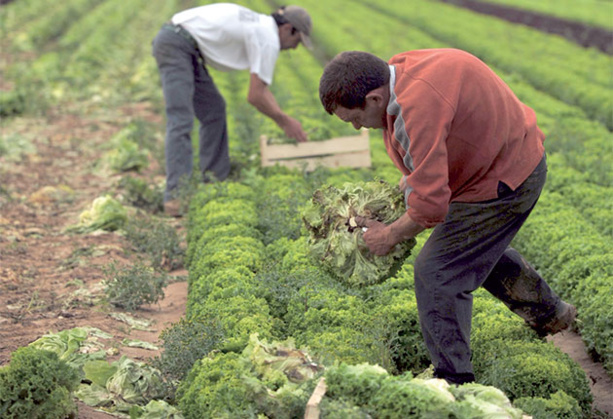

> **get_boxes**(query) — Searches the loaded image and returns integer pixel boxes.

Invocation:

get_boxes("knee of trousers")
[167,115,195,132]
[413,250,462,299]
[414,250,437,284]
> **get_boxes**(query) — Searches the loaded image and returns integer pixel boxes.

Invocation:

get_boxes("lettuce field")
[1,0,612,418]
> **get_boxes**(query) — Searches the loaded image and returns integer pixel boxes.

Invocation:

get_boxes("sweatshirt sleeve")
[392,75,457,228]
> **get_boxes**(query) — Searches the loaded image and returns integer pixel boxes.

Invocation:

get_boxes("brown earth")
[0,103,187,418]
[0,103,611,418]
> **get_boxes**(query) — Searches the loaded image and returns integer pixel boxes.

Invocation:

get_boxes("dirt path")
[0,104,188,418]
[549,332,613,417]
[1,103,611,418]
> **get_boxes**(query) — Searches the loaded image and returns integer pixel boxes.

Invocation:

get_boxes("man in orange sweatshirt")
[319,49,576,385]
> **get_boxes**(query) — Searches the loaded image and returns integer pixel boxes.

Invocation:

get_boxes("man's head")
[319,51,390,130]
[273,5,312,50]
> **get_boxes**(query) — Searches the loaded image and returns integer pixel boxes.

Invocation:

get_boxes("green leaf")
[83,360,118,387]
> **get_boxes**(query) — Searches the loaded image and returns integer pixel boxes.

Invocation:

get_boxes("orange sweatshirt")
[384,49,545,228]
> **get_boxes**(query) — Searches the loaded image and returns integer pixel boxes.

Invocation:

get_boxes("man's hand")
[279,116,308,142]
[355,212,426,256]
[354,216,396,256]
[248,73,308,142]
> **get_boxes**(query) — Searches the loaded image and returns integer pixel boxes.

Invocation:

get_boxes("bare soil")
[0,103,187,418]
[0,103,611,418]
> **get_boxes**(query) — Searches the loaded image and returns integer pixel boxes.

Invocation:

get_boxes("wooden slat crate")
[260,129,371,171]
[304,377,327,419]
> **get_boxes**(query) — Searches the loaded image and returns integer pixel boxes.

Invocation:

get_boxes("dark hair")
[319,51,390,114]
[272,5,289,26]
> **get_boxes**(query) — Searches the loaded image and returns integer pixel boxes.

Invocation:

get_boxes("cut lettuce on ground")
[67,195,127,233]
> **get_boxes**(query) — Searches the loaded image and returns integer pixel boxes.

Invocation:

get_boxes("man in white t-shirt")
[152,4,312,216]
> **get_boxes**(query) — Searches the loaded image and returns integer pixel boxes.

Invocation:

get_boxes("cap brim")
[300,32,313,49]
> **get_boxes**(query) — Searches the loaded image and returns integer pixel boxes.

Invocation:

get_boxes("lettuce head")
[69,195,127,233]
[302,180,416,287]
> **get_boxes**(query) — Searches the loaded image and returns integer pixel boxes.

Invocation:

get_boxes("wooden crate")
[304,377,327,419]
[260,129,371,171]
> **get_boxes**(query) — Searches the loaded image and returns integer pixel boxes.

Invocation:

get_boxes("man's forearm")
[248,84,286,123]
[247,73,307,142]
[387,212,426,246]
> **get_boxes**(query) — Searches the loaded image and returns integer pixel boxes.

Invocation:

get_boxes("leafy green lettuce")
[177,333,322,418]
[68,195,127,233]
[28,327,107,370]
[302,180,416,287]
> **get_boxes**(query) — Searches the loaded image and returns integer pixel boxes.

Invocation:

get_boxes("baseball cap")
[278,5,312,48]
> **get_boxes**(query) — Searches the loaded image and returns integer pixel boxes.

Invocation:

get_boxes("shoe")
[163,199,182,217]
[530,302,577,336]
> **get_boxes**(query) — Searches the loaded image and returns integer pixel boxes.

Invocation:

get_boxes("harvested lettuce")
[302,180,416,286]
[369,375,455,417]
[243,334,322,386]
[83,360,118,387]
[178,333,322,418]
[69,195,127,233]
[29,327,87,362]
[28,327,107,370]
[105,139,149,172]
[450,383,523,419]
[319,362,527,418]
[324,362,389,406]
[129,399,184,418]
[76,356,164,414]
[105,356,164,405]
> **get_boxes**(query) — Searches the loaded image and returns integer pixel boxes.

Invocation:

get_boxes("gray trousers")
[152,26,230,202]
[414,155,560,384]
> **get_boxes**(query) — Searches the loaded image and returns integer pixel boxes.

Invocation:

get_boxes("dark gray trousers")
[152,26,230,202]
[413,155,560,384]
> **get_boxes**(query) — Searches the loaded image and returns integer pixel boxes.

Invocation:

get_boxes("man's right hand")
[280,116,308,142]
[247,73,308,143]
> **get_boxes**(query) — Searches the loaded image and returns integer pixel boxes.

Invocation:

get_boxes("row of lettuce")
[0,0,175,114]
[467,0,613,30]
[187,0,610,415]
[217,0,613,379]
[178,173,591,417]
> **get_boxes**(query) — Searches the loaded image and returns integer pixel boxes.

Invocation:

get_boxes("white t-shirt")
[172,3,280,85]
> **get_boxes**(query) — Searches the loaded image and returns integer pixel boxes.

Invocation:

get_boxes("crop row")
[513,154,613,374]
[1,0,177,107]
[188,0,613,390]
[181,173,592,416]
[468,0,613,30]
[355,0,613,130]
[265,0,613,374]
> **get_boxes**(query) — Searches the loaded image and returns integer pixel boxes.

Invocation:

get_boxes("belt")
[162,22,198,50]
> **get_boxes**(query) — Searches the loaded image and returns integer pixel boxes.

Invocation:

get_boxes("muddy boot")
[527,301,577,337]
[163,199,182,217]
